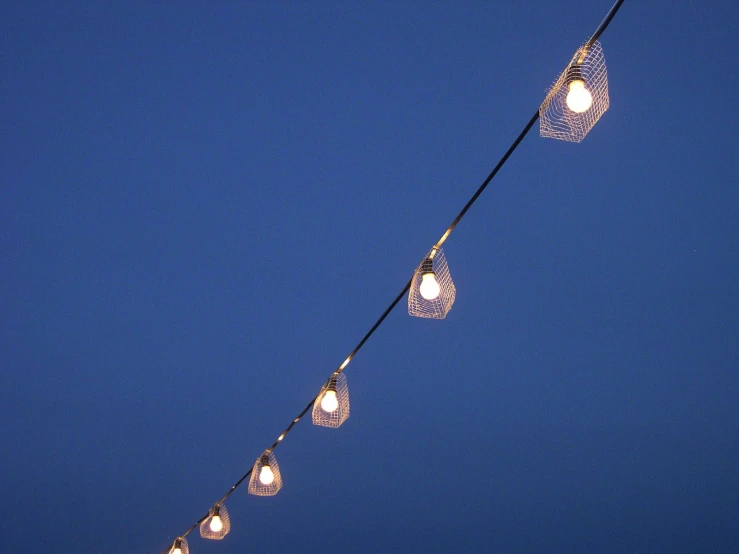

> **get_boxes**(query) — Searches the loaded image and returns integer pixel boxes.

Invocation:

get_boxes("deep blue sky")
[2,2,737,553]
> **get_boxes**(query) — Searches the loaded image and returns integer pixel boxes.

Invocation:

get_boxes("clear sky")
[2,1,737,553]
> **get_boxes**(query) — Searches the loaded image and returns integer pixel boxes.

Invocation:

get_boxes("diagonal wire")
[166,0,626,547]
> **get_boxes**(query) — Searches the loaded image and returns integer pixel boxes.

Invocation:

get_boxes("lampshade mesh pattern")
[248,451,283,496]
[539,40,609,143]
[199,503,231,540]
[408,248,456,319]
[161,538,189,554]
[312,372,350,428]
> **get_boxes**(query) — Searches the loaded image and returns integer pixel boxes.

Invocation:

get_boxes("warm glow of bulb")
[419,273,440,300]
[566,79,593,113]
[209,515,223,532]
[259,465,275,485]
[320,390,339,413]
[172,548,182,554]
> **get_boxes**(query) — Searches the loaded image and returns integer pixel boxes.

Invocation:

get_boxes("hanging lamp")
[199,502,231,540]
[312,372,350,428]
[248,450,283,496]
[408,248,456,319]
[540,40,609,142]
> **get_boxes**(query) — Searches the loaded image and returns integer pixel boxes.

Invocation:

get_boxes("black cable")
[433,111,540,251]
[164,0,627,548]
[589,0,625,46]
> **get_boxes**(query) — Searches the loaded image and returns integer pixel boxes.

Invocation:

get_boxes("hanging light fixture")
[200,502,231,540]
[248,450,283,496]
[312,372,350,428]
[539,40,609,142]
[164,537,189,554]
[408,248,456,319]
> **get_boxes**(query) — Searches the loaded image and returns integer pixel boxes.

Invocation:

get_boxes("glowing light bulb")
[320,390,339,413]
[172,548,182,554]
[259,465,275,485]
[566,79,593,113]
[419,272,441,300]
[209,514,223,532]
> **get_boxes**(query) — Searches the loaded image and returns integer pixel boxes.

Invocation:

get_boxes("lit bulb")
[209,514,223,532]
[172,548,182,554]
[419,272,441,300]
[259,465,275,485]
[320,390,339,413]
[566,79,593,113]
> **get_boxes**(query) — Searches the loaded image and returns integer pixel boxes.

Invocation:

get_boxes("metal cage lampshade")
[200,502,231,540]
[163,537,189,554]
[312,372,350,428]
[408,248,456,319]
[539,40,609,143]
[248,451,283,496]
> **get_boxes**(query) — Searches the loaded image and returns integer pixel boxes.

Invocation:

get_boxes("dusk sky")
[1,1,737,553]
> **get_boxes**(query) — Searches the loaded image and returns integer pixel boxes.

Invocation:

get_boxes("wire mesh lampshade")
[248,451,283,496]
[162,537,189,554]
[200,502,231,540]
[408,248,456,319]
[312,372,350,428]
[539,40,609,143]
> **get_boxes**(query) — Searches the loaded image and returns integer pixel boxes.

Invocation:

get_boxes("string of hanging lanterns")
[160,1,625,551]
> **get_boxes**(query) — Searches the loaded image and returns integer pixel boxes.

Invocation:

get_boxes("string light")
[312,373,350,428]
[158,1,626,551]
[539,40,610,142]
[200,503,231,540]
[248,451,283,496]
[408,249,456,319]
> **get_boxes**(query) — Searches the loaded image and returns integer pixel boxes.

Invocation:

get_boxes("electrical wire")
[163,0,627,548]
